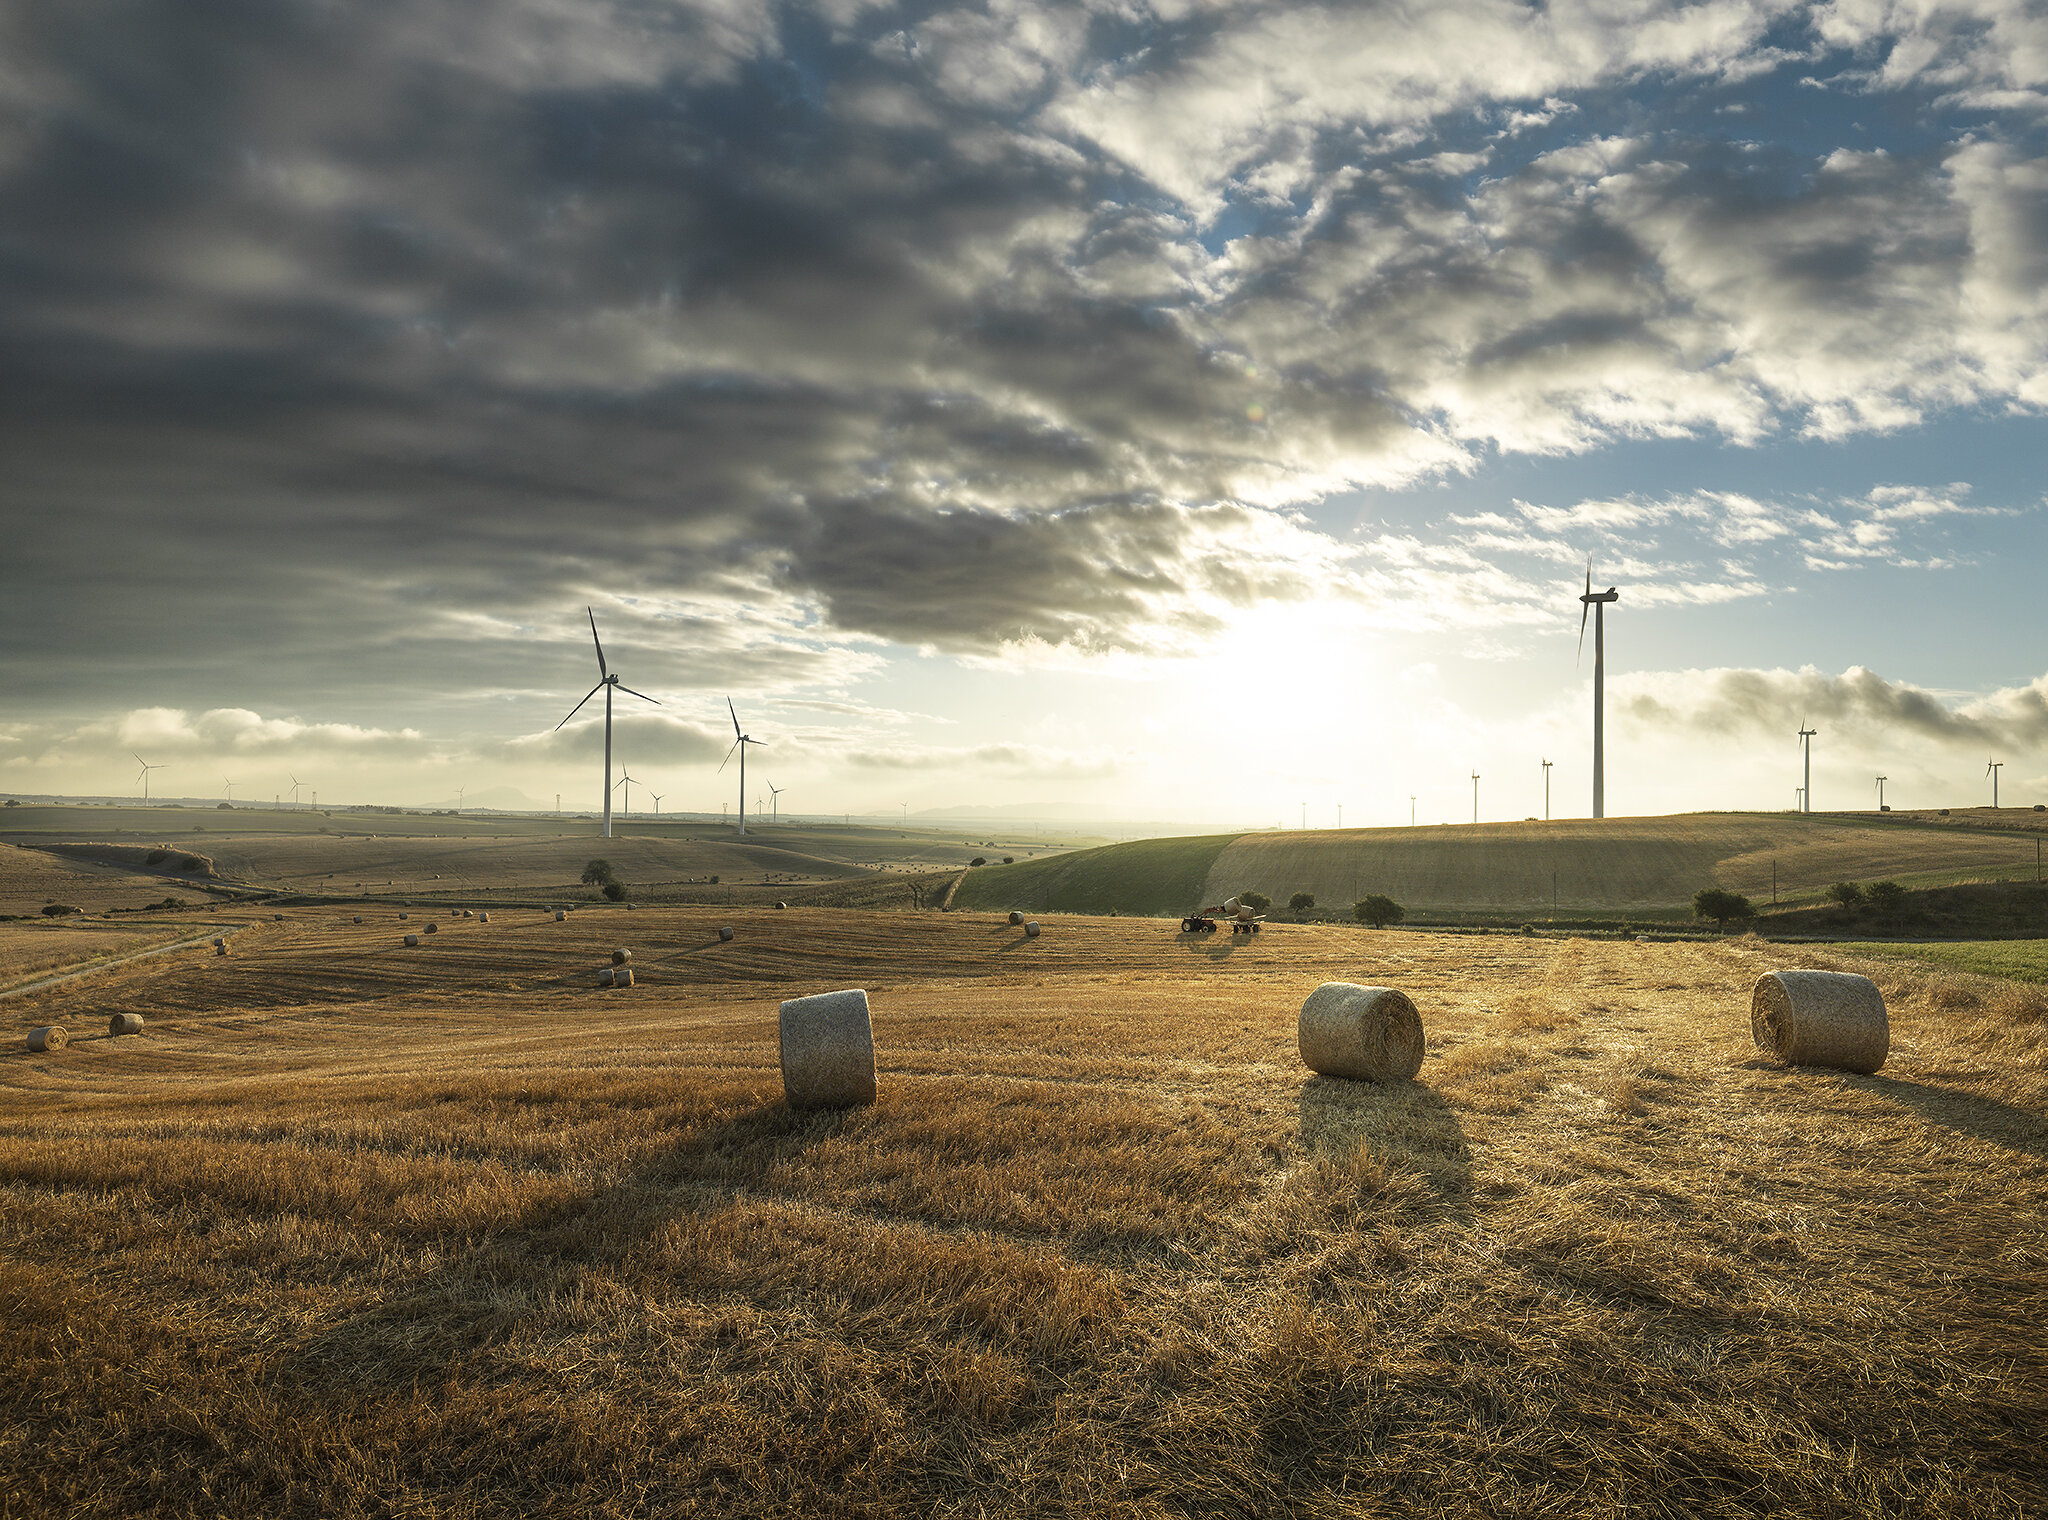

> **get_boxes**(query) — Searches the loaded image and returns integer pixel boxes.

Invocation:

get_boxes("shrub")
[581,859,618,887]
[3,799,16,807]
[41,903,82,917]
[1002,856,1014,864]
[1288,891,1316,912]
[216,801,232,810]
[970,857,987,867]
[1827,881,1865,910]
[1692,887,1755,930]
[145,849,169,865]
[1354,894,1404,928]
[1866,879,1906,913]
[602,880,628,902]
[1240,891,1271,912]
[179,855,205,872]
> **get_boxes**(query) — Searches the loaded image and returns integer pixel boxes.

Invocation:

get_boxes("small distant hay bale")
[213,937,228,956]
[554,910,567,922]
[479,912,489,922]
[404,933,420,947]
[1008,910,1023,925]
[779,989,876,1108]
[461,909,473,919]
[424,922,438,934]
[108,1013,144,1037]
[718,926,735,942]
[611,948,632,965]
[1024,921,1040,937]
[604,966,635,988]
[26,1027,67,1053]
[1298,983,1426,1083]
[1223,897,1240,914]
[1751,970,1889,1074]
[399,913,409,920]
[775,901,788,910]
[352,915,363,924]
[273,913,285,921]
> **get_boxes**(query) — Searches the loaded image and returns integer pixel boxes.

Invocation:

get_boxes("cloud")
[1619,662,2048,747]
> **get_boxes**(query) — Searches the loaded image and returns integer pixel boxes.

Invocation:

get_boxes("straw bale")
[775,901,788,910]
[554,910,567,922]
[1008,911,1024,925]
[424,922,438,934]
[399,913,409,920]
[604,966,635,988]
[1298,982,1426,1083]
[1751,970,1888,1074]
[352,916,363,924]
[26,1026,67,1053]
[611,948,632,965]
[479,912,489,922]
[718,926,735,942]
[404,933,420,947]
[273,913,284,921]
[214,939,228,956]
[779,989,876,1108]
[1024,921,1041,937]
[1223,897,1240,914]
[108,1013,144,1037]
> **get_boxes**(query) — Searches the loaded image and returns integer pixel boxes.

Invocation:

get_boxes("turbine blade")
[1576,601,1588,664]
[555,681,605,731]
[717,738,741,774]
[587,607,608,677]
[727,696,742,739]
[615,683,660,705]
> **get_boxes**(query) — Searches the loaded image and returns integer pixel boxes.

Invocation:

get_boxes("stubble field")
[2,906,2044,1518]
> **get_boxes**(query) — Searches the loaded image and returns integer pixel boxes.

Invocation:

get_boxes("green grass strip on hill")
[950,834,1242,916]
[1836,939,2048,984]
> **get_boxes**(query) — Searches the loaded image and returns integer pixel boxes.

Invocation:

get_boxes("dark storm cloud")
[5,0,2048,722]
[1621,665,2048,747]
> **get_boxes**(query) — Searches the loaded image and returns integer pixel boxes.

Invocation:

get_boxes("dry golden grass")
[2,909,2044,1518]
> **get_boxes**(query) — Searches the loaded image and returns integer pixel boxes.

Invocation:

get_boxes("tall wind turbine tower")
[555,607,661,839]
[134,753,165,805]
[768,782,785,824]
[1798,723,1817,814]
[1876,774,1887,810]
[720,699,763,836]
[1988,758,2003,808]
[1578,568,1620,819]
[615,769,637,819]
[1470,771,1480,823]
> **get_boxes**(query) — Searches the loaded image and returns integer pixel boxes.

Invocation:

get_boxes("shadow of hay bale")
[1297,1075,1472,1219]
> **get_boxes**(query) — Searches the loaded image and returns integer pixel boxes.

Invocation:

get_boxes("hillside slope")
[950,834,1239,915]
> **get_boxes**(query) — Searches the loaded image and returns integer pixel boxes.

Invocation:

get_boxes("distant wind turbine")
[1578,565,1620,820]
[1797,722,1817,814]
[720,699,764,836]
[767,781,785,824]
[288,773,305,810]
[649,791,662,818]
[557,607,661,840]
[1876,774,1888,810]
[614,769,637,819]
[134,753,165,805]
[1471,770,1480,824]
[1988,757,2003,808]
[221,776,239,803]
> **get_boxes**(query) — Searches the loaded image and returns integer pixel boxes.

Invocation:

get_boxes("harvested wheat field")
[2,907,2045,1518]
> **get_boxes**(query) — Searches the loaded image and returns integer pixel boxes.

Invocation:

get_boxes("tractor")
[1181,897,1264,934]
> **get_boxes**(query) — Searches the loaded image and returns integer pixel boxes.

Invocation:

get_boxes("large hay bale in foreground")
[718,926,734,942]
[1008,910,1023,925]
[26,1026,67,1053]
[779,989,876,1108]
[1751,970,1889,1074]
[1298,983,1426,1083]
[611,948,631,965]
[108,1013,144,1037]
[403,933,420,947]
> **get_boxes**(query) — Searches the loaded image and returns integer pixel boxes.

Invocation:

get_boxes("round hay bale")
[1751,970,1888,1074]
[108,1012,144,1037]
[461,909,473,919]
[1008,910,1023,925]
[718,926,735,942]
[1223,897,1240,914]
[403,933,420,947]
[273,913,284,921]
[424,922,438,934]
[775,901,788,910]
[1298,983,1425,1083]
[399,913,409,920]
[479,912,490,922]
[1024,921,1040,937]
[352,915,363,924]
[608,966,635,989]
[214,939,228,956]
[26,1026,67,1053]
[554,910,567,922]
[611,948,632,965]
[779,989,876,1108]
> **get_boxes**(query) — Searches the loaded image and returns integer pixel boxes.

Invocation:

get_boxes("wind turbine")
[1541,758,1553,821]
[1797,722,1817,814]
[1471,770,1480,824]
[1578,565,1620,820]
[288,774,305,810]
[221,776,239,803]
[1876,774,1887,810]
[453,782,467,814]
[134,753,165,805]
[557,607,661,840]
[1988,758,2003,808]
[768,781,785,824]
[720,699,763,836]
[649,791,662,818]
[614,769,637,819]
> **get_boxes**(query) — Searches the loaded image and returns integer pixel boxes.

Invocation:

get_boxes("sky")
[5,0,2048,828]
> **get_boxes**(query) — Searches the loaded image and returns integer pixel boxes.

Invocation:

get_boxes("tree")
[1827,881,1865,911]
[1240,890,1272,912]
[1866,879,1906,913]
[601,880,628,902]
[1288,891,1316,912]
[970,857,987,867]
[581,858,617,887]
[1692,887,1756,930]
[1354,894,1404,928]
